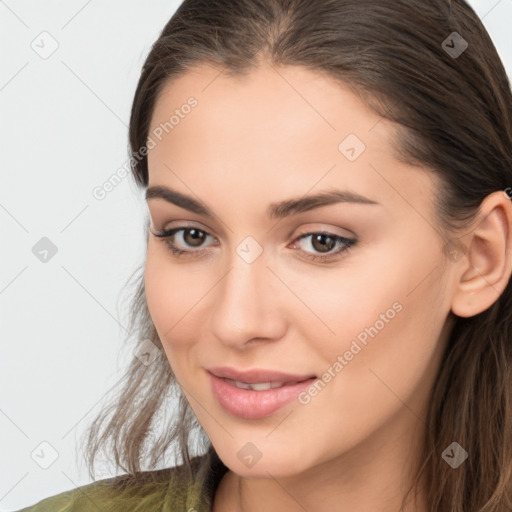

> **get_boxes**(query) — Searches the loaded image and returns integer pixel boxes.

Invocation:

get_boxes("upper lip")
[207,366,316,384]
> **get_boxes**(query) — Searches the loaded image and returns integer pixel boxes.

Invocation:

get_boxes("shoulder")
[15,466,178,512]
[15,451,226,512]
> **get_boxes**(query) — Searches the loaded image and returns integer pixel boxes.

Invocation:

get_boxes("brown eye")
[310,233,337,253]
[291,231,357,262]
[183,228,207,247]
[151,226,216,256]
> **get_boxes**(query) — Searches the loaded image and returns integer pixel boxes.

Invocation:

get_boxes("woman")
[18,0,512,510]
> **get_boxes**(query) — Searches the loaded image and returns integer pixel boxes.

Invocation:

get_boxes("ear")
[450,190,512,318]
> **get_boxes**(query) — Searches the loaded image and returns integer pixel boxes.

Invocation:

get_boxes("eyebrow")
[145,185,380,220]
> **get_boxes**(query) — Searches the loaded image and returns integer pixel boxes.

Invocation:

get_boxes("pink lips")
[207,366,316,419]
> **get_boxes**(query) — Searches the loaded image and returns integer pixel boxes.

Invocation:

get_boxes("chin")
[219,447,316,480]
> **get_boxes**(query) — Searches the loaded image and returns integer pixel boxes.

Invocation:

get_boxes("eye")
[289,231,356,262]
[151,225,356,263]
[151,225,216,257]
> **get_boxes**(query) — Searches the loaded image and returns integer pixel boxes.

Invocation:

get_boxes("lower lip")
[208,372,316,419]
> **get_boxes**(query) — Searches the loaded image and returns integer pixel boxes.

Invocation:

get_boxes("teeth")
[249,382,284,390]
[231,379,251,390]
[225,378,286,390]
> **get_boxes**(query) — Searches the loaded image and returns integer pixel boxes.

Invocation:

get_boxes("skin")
[143,62,512,512]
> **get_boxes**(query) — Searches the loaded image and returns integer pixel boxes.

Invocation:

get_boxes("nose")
[208,248,287,349]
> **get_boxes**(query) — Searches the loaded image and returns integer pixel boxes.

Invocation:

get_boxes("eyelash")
[151,225,356,263]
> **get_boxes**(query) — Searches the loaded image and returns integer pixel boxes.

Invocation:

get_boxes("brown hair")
[80,1,512,510]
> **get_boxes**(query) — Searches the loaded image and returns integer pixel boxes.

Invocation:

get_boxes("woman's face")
[144,63,456,478]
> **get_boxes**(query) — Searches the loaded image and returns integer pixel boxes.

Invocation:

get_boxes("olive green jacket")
[16,449,228,512]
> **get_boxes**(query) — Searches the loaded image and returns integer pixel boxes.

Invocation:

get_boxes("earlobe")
[450,190,512,318]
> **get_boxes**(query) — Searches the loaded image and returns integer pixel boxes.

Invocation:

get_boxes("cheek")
[292,240,444,374]
[144,254,198,384]
[144,246,190,347]
[311,251,447,411]
[144,243,215,356]
[285,252,406,362]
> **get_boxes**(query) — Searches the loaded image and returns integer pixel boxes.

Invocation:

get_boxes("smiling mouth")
[207,366,316,384]
[208,372,318,419]
[221,377,313,390]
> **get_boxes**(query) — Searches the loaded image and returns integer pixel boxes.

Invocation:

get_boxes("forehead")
[146,63,436,223]
[149,62,387,151]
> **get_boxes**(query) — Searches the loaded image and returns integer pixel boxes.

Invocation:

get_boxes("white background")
[1,1,511,510]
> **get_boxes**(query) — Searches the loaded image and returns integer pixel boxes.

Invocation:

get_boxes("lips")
[206,366,318,419]
[207,366,316,385]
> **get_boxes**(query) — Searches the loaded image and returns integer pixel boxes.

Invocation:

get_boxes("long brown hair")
[80,1,512,510]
